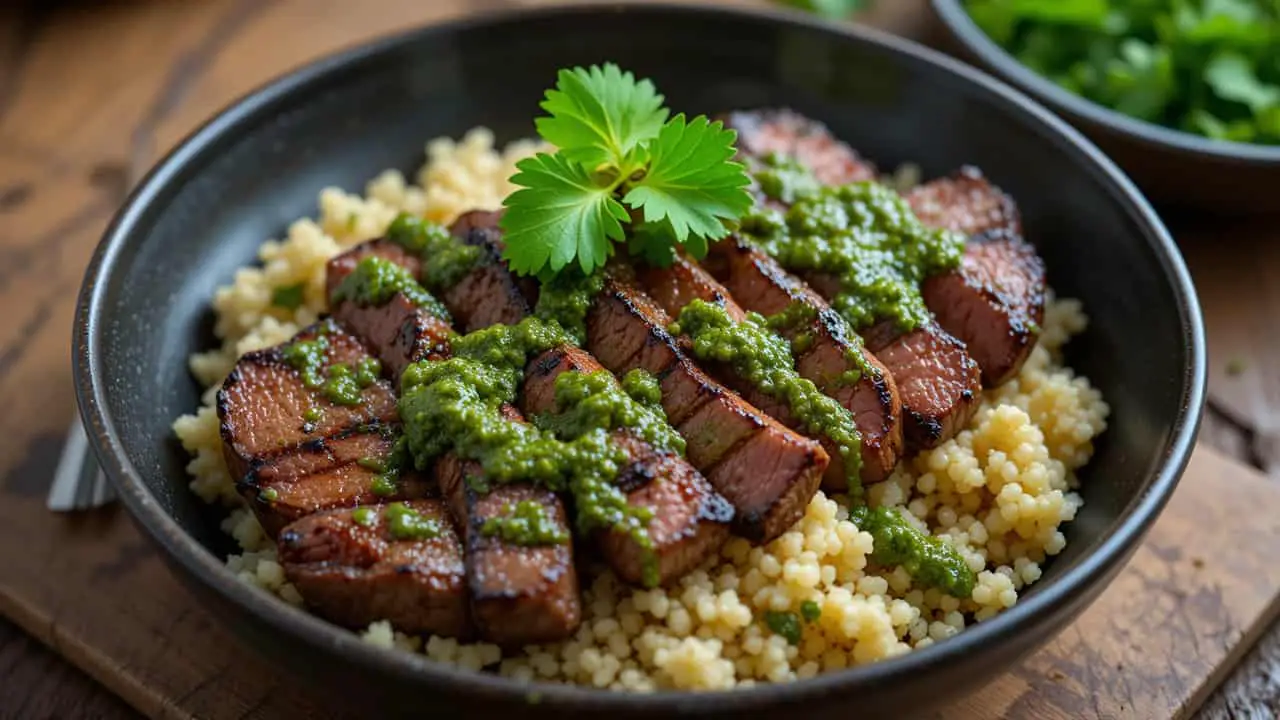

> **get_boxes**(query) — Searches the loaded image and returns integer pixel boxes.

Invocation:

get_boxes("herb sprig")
[500,63,753,277]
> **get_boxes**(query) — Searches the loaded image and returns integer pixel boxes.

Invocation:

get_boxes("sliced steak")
[218,321,398,480]
[436,452,582,648]
[277,499,470,638]
[587,270,827,543]
[326,241,451,381]
[905,166,1021,239]
[922,229,1046,386]
[522,344,732,586]
[703,240,904,486]
[239,428,433,538]
[443,212,535,332]
[636,255,862,491]
[907,170,1045,387]
[218,322,408,535]
[862,320,981,450]
[721,109,878,187]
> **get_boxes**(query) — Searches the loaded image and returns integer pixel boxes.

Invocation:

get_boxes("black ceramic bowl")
[930,0,1280,215]
[74,3,1205,718]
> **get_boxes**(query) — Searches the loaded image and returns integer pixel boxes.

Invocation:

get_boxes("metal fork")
[47,415,116,511]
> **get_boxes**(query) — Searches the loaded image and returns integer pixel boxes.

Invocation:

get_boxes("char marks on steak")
[523,344,733,586]
[327,237,584,647]
[587,269,827,543]
[637,252,902,490]
[861,320,981,449]
[217,322,423,536]
[326,239,452,381]
[720,108,878,187]
[437,453,583,648]
[277,499,471,638]
[909,170,1046,387]
[702,239,904,486]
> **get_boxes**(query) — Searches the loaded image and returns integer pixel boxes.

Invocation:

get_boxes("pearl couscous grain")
[172,128,1109,692]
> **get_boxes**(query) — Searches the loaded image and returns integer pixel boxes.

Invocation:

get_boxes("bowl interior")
[79,3,1201,707]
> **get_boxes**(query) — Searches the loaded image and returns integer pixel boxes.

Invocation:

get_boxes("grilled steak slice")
[922,229,1046,387]
[702,240,904,486]
[217,322,406,534]
[636,255,862,491]
[443,212,534,332]
[218,322,399,479]
[277,500,470,638]
[720,108,878,188]
[523,344,733,586]
[862,320,981,450]
[587,271,827,543]
[326,241,451,381]
[905,166,1021,239]
[239,428,432,538]
[906,170,1045,387]
[436,452,582,648]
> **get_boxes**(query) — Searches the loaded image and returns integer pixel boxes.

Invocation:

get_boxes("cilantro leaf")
[500,153,629,277]
[622,114,752,244]
[535,63,668,169]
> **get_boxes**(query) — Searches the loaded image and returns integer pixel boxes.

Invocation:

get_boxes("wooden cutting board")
[0,443,1275,720]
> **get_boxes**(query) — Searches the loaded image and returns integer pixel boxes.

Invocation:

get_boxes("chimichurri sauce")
[741,182,965,333]
[480,499,570,546]
[398,316,666,587]
[534,269,605,345]
[671,299,863,496]
[384,501,441,541]
[849,504,976,598]
[385,213,482,290]
[330,255,451,322]
[279,324,380,407]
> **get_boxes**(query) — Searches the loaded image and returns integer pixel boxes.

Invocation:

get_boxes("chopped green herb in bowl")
[960,0,1280,146]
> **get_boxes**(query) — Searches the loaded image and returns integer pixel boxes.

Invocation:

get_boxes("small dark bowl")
[74,3,1204,718]
[930,0,1280,215]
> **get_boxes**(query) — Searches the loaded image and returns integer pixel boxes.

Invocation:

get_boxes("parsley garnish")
[500,63,752,277]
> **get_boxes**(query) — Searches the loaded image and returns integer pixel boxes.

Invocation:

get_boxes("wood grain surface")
[1,0,1278,718]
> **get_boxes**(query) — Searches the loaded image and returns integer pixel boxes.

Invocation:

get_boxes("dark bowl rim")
[73,0,1206,711]
[930,0,1280,166]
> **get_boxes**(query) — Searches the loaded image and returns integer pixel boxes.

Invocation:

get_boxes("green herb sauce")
[271,282,306,311]
[741,182,965,333]
[385,213,483,289]
[535,369,684,456]
[258,487,279,503]
[351,507,376,528]
[398,316,667,587]
[384,502,441,541]
[849,504,976,598]
[534,269,606,344]
[764,610,803,645]
[621,368,662,410]
[360,436,408,497]
[753,152,822,205]
[800,600,821,623]
[280,325,380,407]
[671,299,862,494]
[480,500,571,546]
[329,256,451,322]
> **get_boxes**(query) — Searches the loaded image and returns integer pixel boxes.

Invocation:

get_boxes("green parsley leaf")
[627,220,680,267]
[622,114,752,244]
[501,152,629,276]
[1205,51,1280,112]
[535,63,668,169]
[271,282,306,310]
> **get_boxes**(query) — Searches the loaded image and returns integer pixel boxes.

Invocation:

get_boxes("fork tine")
[48,419,90,511]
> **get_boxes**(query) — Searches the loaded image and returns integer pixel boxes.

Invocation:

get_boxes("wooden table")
[1,0,1276,717]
